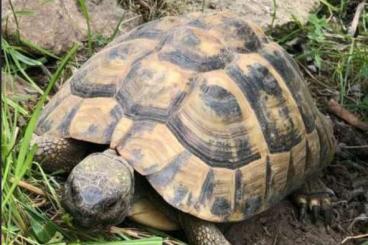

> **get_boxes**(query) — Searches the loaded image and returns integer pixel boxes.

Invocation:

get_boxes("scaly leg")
[178,213,230,245]
[32,134,88,172]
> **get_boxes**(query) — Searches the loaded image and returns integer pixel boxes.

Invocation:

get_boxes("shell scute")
[71,39,159,98]
[168,70,263,169]
[158,26,234,72]
[116,54,193,121]
[69,98,124,144]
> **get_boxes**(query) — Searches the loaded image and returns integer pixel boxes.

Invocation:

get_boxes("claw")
[321,197,333,225]
[311,202,321,223]
[292,179,334,225]
[294,195,308,222]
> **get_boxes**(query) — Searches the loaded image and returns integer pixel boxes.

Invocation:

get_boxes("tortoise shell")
[36,12,335,222]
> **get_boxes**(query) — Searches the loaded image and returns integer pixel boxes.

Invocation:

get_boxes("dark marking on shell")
[171,185,189,206]
[107,42,154,63]
[110,104,125,120]
[168,75,260,168]
[107,45,132,60]
[186,192,193,207]
[260,47,316,133]
[159,48,233,72]
[117,60,192,122]
[102,105,124,141]
[87,124,98,135]
[265,156,272,199]
[126,23,163,41]
[198,169,215,206]
[70,71,116,98]
[187,19,209,29]
[168,115,261,169]
[234,169,243,207]
[131,50,157,67]
[117,121,156,149]
[228,19,263,51]
[243,196,262,216]
[37,118,52,134]
[180,30,201,46]
[37,89,71,133]
[56,101,82,136]
[211,197,231,216]
[200,84,242,121]
[215,17,266,53]
[285,152,296,191]
[147,151,191,187]
[127,104,168,122]
[316,120,333,166]
[131,148,144,162]
[304,140,311,173]
[141,163,160,175]
[226,63,302,153]
[167,79,195,116]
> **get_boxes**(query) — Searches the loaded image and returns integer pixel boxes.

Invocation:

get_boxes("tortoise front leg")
[32,134,89,172]
[178,213,230,245]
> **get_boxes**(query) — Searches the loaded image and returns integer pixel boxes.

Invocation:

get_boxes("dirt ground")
[224,118,368,245]
[4,0,367,244]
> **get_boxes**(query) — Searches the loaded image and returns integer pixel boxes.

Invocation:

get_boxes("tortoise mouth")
[62,185,129,229]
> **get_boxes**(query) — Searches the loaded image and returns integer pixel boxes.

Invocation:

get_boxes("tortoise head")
[62,150,134,229]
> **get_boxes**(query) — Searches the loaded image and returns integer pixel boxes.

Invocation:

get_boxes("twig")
[10,177,46,196]
[348,214,368,232]
[297,61,332,90]
[272,225,280,245]
[328,99,368,131]
[110,226,150,239]
[32,198,47,208]
[8,0,20,40]
[137,0,152,12]
[348,1,366,36]
[340,144,368,149]
[341,233,368,244]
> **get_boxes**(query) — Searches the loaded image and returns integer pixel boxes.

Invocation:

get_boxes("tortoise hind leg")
[32,134,89,172]
[178,213,230,245]
[293,178,335,224]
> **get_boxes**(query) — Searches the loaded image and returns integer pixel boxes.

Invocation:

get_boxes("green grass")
[1,1,185,243]
[269,0,368,119]
[78,0,93,56]
[1,42,184,244]
[2,0,368,244]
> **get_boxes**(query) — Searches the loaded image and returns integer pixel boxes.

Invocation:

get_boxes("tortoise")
[33,12,336,245]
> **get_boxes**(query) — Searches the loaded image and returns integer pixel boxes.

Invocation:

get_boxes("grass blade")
[2,44,79,208]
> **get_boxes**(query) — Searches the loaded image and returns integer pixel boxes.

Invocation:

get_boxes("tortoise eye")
[106,199,118,209]
[70,184,77,196]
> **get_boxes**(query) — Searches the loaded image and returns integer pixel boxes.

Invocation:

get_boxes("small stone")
[183,0,320,29]
[2,0,142,55]
[307,64,318,73]
[2,72,38,108]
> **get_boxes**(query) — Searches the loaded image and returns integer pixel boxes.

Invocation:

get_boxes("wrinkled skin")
[62,150,134,229]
